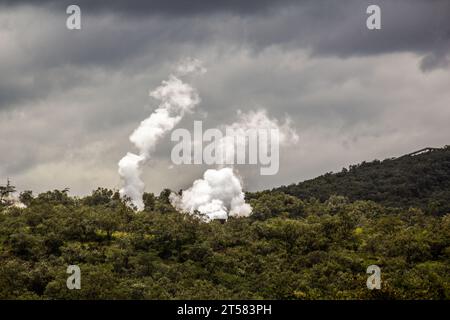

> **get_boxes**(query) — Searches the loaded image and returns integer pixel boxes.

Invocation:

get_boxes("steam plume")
[118,60,205,210]
[170,167,252,221]
[217,109,299,164]
[171,109,298,221]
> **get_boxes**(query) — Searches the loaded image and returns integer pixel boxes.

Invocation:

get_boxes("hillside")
[1,188,449,299]
[275,146,450,215]
[0,147,449,299]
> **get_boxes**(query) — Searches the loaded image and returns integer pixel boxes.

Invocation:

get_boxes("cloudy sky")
[1,0,450,196]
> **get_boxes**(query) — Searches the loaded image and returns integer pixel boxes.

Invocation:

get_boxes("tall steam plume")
[118,59,205,210]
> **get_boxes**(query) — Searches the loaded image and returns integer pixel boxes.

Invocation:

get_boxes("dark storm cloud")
[310,0,450,71]
[1,0,450,195]
[0,81,31,111]
[0,0,299,16]
[2,0,448,70]
[0,0,448,116]
[231,0,450,71]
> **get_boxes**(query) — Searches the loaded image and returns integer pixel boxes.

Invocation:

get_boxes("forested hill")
[0,148,449,299]
[275,146,450,215]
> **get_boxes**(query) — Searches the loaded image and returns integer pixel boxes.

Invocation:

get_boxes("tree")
[0,179,16,205]
[19,190,34,206]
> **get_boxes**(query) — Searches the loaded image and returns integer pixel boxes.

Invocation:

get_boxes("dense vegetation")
[0,147,449,299]
[0,187,449,299]
[276,146,450,215]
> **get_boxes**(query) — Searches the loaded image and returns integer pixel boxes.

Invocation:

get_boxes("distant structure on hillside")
[399,147,440,158]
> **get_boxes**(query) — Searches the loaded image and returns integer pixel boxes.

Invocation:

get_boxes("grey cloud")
[2,1,449,76]
[420,51,450,72]
[0,0,299,16]
[234,0,450,71]
[1,1,450,195]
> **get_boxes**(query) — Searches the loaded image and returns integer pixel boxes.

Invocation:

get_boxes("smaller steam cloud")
[170,167,252,221]
[175,57,207,76]
[228,109,299,144]
[171,109,299,221]
[217,109,299,164]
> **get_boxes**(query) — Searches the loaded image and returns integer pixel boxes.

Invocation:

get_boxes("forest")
[0,147,449,299]
[276,146,450,215]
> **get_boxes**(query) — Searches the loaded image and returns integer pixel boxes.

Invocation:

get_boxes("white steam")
[171,109,298,221]
[170,167,252,221]
[118,59,298,221]
[175,57,207,76]
[228,109,299,144]
[1,195,27,209]
[217,109,299,164]
[118,60,205,210]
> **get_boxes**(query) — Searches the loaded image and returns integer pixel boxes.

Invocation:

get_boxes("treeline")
[275,146,450,215]
[0,188,449,299]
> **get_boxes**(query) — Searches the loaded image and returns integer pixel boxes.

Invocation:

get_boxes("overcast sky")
[1,0,450,195]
